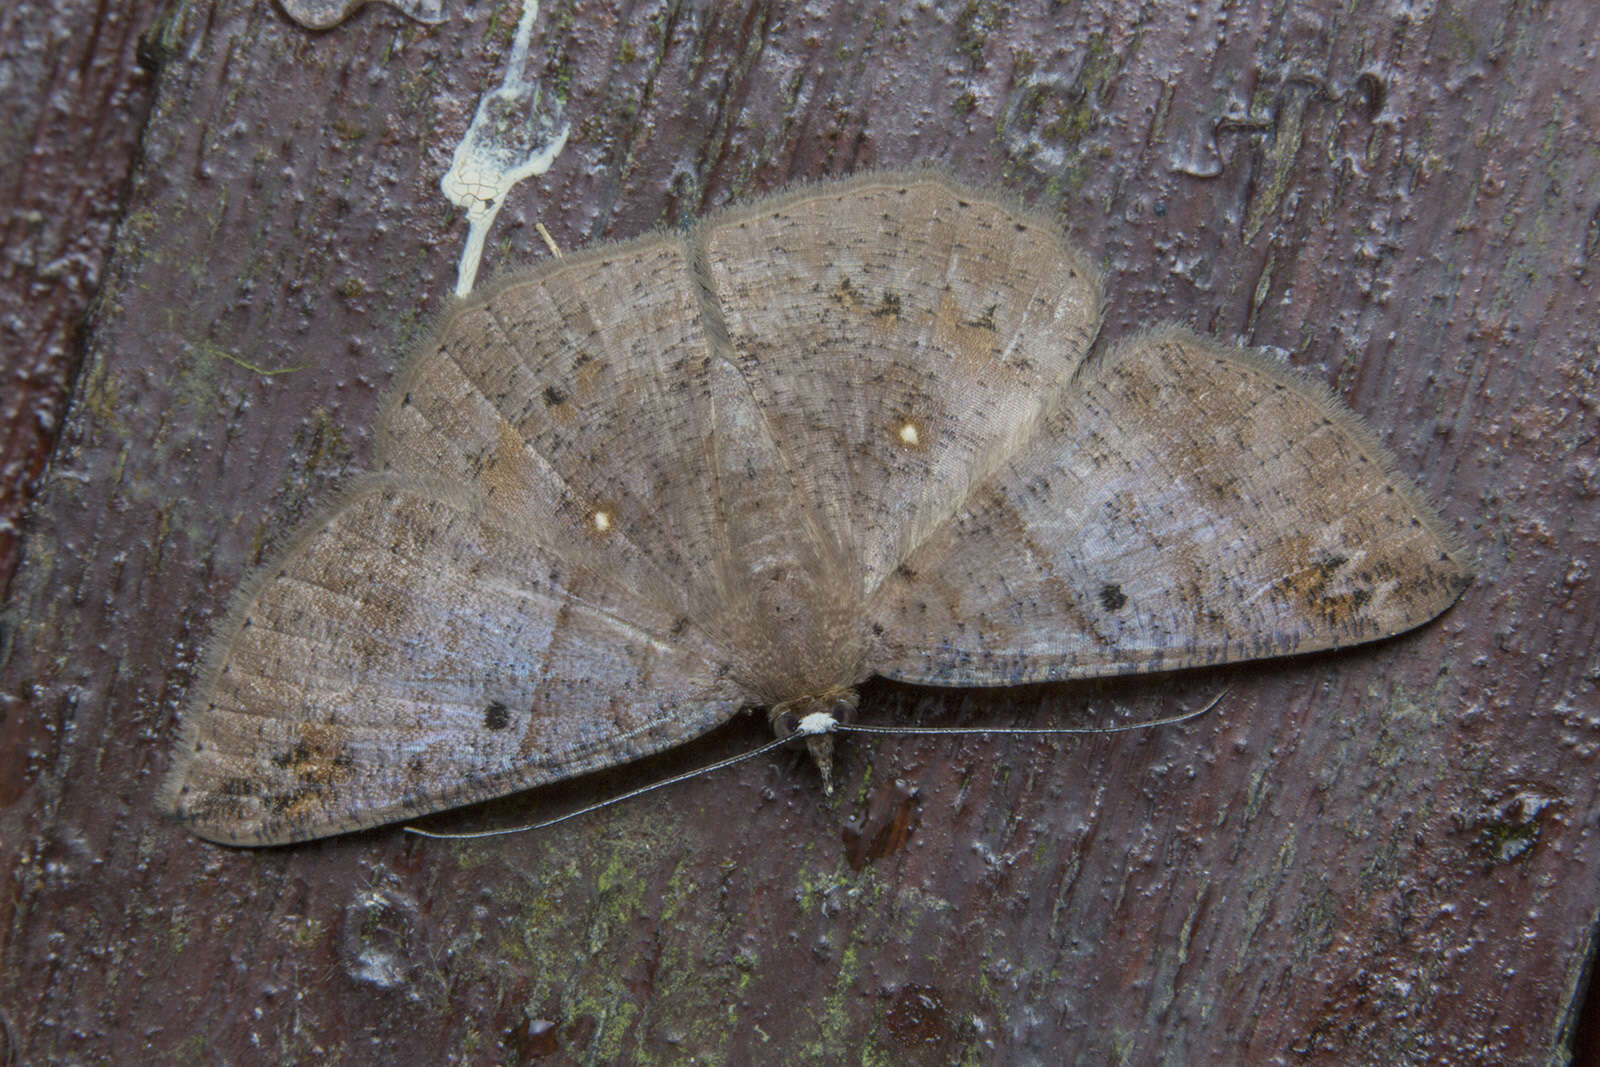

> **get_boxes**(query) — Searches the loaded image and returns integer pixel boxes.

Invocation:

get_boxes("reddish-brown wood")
[3,1,1597,1063]
[0,0,163,602]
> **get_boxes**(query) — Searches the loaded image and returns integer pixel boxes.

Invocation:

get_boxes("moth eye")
[776,710,801,736]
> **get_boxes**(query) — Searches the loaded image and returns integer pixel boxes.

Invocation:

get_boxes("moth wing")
[378,238,756,632]
[698,172,1103,594]
[376,237,855,697]
[161,482,751,846]
[868,330,1471,685]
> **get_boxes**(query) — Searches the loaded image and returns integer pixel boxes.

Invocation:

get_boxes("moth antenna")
[402,727,822,840]
[400,695,1220,840]
[832,689,1228,738]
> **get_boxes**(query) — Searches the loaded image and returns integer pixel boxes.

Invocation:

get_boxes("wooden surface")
[0,0,163,605]
[2,1,1597,1063]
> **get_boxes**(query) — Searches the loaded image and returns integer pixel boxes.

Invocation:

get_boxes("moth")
[161,172,1469,845]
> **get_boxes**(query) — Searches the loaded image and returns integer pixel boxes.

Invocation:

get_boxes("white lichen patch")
[441,0,569,297]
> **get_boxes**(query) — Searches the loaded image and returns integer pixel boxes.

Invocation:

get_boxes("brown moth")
[160,172,1470,846]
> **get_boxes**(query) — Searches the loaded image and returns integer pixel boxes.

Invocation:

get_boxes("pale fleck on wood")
[161,174,1466,846]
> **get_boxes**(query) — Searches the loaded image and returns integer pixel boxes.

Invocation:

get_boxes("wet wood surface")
[3,1,1597,1063]
[0,0,164,604]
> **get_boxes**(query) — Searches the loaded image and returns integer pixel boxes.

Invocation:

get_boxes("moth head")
[768,689,858,796]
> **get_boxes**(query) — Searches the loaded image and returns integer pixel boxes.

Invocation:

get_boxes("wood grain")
[2,1,1596,1063]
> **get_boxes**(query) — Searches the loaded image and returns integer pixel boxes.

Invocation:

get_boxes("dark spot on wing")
[483,701,510,730]
[405,754,427,784]
[963,303,998,331]
[831,275,860,310]
[271,740,312,769]
[1098,583,1128,612]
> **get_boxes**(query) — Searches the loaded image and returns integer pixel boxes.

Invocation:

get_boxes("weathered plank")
[0,0,164,599]
[3,1,1597,1063]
